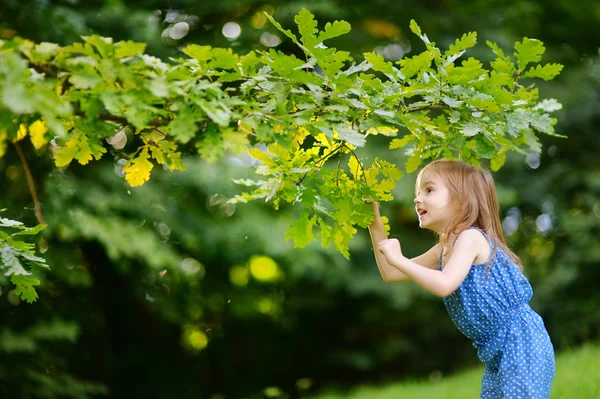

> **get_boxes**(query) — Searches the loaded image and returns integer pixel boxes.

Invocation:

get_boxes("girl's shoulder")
[456,228,491,265]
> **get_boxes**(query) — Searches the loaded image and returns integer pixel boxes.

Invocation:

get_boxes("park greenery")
[0,1,599,398]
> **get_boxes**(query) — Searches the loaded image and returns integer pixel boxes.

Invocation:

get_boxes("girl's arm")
[378,229,485,296]
[368,203,442,282]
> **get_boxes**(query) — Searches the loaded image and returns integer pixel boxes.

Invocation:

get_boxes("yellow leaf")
[75,136,94,165]
[294,127,309,148]
[15,124,27,142]
[54,136,80,167]
[348,156,362,180]
[123,148,153,187]
[315,132,332,148]
[29,120,48,149]
[333,224,357,259]
[381,216,391,235]
[366,126,398,136]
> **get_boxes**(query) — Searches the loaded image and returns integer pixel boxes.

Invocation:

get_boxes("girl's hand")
[378,238,404,263]
[366,200,382,227]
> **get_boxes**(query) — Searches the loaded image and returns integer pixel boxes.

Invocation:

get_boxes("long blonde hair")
[416,159,523,272]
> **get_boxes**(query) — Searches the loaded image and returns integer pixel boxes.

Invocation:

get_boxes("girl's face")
[414,172,455,233]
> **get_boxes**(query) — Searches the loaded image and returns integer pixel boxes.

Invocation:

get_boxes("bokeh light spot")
[249,255,282,282]
[169,22,190,40]
[222,22,241,40]
[251,11,268,29]
[260,32,281,47]
[526,152,540,169]
[181,258,205,276]
[257,297,275,314]
[182,326,208,352]
[229,265,249,287]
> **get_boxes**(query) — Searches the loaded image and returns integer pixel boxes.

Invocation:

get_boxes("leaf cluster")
[0,212,48,303]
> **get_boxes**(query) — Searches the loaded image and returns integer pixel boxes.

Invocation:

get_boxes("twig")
[14,142,46,225]
[336,151,342,187]
[342,143,370,188]
[511,70,521,93]
[296,144,343,186]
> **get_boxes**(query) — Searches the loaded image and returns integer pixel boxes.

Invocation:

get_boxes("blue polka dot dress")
[439,227,555,398]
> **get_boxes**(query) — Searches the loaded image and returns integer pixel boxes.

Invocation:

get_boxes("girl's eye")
[426,188,433,193]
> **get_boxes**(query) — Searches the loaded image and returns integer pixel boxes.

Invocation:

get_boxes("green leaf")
[265,12,304,50]
[197,99,231,127]
[514,38,545,70]
[522,63,564,81]
[115,40,146,59]
[506,112,530,137]
[405,149,422,173]
[11,275,40,304]
[0,218,23,228]
[491,57,516,76]
[317,20,352,43]
[390,135,415,149]
[209,48,239,70]
[197,127,223,163]
[336,127,366,147]
[183,44,213,62]
[461,123,481,137]
[472,138,496,158]
[524,129,542,153]
[295,8,319,48]
[398,51,433,79]
[68,70,103,89]
[486,41,505,58]
[446,32,477,56]
[333,223,357,259]
[409,20,422,37]
[528,112,554,135]
[285,210,316,248]
[364,52,394,75]
[12,224,46,236]
[0,243,30,276]
[490,150,507,172]
[82,35,114,59]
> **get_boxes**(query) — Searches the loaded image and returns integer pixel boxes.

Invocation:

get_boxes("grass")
[312,341,600,399]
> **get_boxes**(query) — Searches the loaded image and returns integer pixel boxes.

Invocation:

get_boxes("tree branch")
[295,144,343,186]
[14,142,46,226]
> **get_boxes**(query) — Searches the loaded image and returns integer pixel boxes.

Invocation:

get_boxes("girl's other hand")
[378,238,404,262]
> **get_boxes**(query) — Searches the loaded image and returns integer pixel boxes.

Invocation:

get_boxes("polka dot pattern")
[439,227,555,398]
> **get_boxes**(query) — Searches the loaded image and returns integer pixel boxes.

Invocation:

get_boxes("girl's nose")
[414,197,420,204]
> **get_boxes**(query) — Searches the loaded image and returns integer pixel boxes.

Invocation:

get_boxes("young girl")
[369,159,555,398]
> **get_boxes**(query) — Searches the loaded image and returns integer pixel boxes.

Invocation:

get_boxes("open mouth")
[417,209,427,217]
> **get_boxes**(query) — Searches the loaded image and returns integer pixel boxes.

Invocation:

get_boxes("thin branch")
[14,142,46,226]
[511,70,521,93]
[296,144,343,186]
[342,143,370,188]
[336,150,342,187]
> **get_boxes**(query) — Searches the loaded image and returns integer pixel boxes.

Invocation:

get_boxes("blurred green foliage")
[0,1,599,398]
